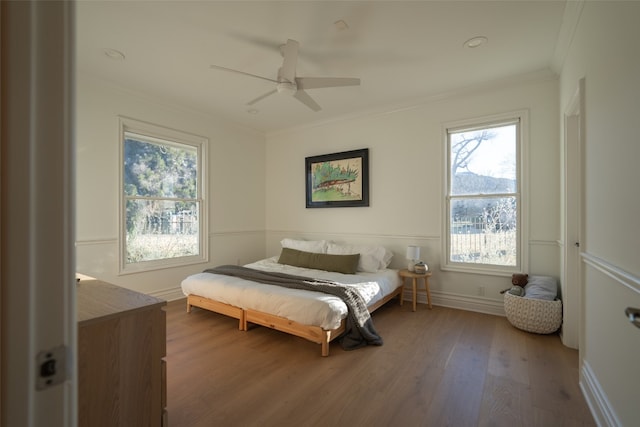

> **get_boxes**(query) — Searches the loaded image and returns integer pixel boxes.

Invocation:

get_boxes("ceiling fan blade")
[296,77,360,90]
[247,89,277,106]
[293,90,321,112]
[280,39,299,83]
[210,64,278,84]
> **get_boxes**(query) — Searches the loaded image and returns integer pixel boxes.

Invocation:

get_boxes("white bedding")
[181,256,401,330]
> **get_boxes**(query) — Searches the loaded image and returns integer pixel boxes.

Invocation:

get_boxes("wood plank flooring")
[165,298,595,427]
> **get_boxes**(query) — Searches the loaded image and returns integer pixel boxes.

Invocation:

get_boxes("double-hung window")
[444,112,527,274]
[119,117,207,273]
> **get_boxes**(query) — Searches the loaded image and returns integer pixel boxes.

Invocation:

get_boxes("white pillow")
[326,243,393,273]
[280,238,328,254]
[524,275,558,301]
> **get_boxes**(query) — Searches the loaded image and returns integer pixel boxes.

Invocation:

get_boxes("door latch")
[36,346,67,390]
[625,307,640,329]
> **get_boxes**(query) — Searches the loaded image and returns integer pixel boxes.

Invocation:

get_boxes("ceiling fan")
[210,39,360,112]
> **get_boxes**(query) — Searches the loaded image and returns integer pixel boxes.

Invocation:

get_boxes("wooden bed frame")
[186,283,404,356]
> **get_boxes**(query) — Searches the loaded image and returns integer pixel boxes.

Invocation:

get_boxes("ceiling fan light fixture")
[276,81,297,96]
[463,36,488,49]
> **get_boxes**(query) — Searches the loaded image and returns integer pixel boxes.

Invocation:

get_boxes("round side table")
[398,269,433,311]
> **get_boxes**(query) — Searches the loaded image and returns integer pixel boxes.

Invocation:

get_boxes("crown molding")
[551,0,585,73]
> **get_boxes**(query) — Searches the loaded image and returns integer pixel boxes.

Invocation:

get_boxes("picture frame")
[305,148,369,208]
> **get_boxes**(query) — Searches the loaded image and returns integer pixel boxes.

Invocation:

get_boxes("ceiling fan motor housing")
[276,81,297,95]
[210,39,359,111]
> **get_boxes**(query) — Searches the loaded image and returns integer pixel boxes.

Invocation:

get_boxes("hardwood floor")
[165,298,595,427]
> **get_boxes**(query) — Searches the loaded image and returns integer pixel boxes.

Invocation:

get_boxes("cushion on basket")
[504,291,562,334]
[523,275,557,300]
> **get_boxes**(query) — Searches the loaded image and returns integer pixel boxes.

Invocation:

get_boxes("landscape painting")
[305,148,369,208]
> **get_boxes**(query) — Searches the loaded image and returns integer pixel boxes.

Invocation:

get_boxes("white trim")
[120,116,207,148]
[580,360,622,427]
[266,229,441,241]
[267,68,556,137]
[582,252,640,295]
[117,116,209,275]
[560,77,585,351]
[403,289,506,317]
[149,286,185,302]
[79,74,264,136]
[1,2,76,424]
[212,230,266,237]
[531,239,558,247]
[75,229,266,246]
[75,238,117,246]
[441,109,530,275]
[551,0,586,73]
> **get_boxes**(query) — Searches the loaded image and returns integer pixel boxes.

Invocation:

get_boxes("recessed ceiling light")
[102,48,125,60]
[463,36,488,49]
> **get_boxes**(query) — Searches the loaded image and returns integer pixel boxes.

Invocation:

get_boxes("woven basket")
[504,292,562,334]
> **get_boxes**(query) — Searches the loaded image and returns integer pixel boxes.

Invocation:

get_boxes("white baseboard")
[402,289,506,317]
[150,286,185,302]
[580,360,621,427]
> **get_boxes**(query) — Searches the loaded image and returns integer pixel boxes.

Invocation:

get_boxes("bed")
[181,240,403,356]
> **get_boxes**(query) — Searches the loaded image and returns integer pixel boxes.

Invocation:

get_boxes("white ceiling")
[76,1,567,134]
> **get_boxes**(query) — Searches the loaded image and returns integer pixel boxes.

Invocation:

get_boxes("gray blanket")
[204,265,383,350]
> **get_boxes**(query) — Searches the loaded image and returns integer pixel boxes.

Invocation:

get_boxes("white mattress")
[181,256,401,330]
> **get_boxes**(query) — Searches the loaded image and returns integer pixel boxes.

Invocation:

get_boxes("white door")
[1,1,76,425]
[561,78,585,352]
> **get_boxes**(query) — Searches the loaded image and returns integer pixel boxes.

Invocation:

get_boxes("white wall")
[558,2,640,426]
[265,75,560,315]
[75,75,266,298]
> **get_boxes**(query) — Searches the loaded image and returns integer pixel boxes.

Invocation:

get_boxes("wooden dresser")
[77,277,167,426]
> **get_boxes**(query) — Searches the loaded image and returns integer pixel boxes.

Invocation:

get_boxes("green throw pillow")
[278,247,360,274]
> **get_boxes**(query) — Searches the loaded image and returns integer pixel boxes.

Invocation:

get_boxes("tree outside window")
[119,118,207,273]
[446,118,522,271]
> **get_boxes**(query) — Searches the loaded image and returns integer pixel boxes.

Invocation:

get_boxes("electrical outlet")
[478,286,485,296]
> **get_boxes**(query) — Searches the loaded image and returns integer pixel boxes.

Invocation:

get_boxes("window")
[444,112,526,273]
[119,117,207,273]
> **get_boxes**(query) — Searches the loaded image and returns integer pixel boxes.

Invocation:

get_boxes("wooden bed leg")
[321,331,331,357]
[240,311,246,331]
[186,302,192,313]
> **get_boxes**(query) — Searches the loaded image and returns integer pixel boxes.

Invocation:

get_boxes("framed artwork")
[305,148,369,208]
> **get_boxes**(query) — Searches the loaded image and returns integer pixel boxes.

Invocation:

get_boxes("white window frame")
[118,116,208,274]
[441,110,529,275]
